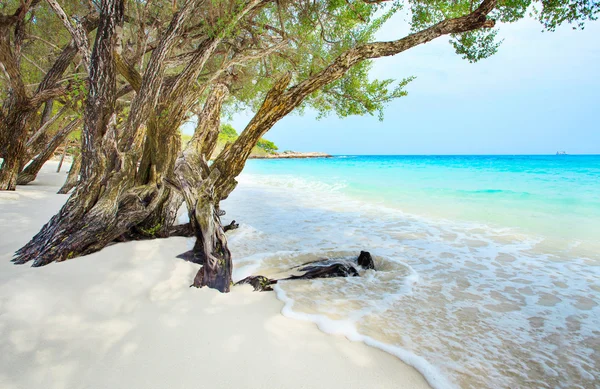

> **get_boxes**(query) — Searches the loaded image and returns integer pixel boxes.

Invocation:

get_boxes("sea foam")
[223,157,600,389]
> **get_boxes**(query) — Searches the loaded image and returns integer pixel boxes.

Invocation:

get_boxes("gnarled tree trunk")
[173,83,233,292]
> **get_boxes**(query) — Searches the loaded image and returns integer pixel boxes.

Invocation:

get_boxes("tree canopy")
[0,0,597,291]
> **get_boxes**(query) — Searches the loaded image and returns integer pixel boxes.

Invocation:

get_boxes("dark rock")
[357,251,375,270]
[234,275,277,292]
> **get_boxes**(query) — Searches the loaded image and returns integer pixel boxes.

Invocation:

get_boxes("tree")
[0,0,96,190]
[256,138,278,154]
[7,0,599,292]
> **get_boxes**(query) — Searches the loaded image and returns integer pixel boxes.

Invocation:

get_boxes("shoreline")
[249,151,332,159]
[0,161,431,389]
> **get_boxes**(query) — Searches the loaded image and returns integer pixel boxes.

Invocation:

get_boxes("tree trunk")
[0,9,97,191]
[13,0,128,265]
[189,178,232,292]
[58,153,80,194]
[17,118,80,185]
[0,106,31,190]
[173,84,233,292]
[56,141,67,173]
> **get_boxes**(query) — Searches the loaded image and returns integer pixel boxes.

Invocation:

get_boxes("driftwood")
[223,220,239,232]
[234,275,277,291]
[284,262,359,280]
[357,250,375,270]
[235,251,373,292]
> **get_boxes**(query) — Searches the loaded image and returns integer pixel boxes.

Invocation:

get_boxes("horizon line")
[317,153,600,156]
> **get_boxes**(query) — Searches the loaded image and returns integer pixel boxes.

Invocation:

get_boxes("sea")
[220,155,600,389]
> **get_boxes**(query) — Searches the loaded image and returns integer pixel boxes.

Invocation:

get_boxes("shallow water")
[222,155,600,389]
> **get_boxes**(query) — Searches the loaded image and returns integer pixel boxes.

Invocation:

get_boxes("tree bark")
[56,141,67,173]
[13,0,127,265]
[17,118,81,185]
[58,153,80,194]
[172,84,232,292]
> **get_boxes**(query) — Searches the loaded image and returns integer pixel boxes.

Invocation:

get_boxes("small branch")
[45,0,91,70]
[26,102,71,148]
[26,34,63,51]
[22,54,47,74]
[29,84,69,107]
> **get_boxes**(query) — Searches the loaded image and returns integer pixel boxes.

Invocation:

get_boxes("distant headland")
[249,151,332,159]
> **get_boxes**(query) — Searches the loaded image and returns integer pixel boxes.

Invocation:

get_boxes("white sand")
[0,162,431,389]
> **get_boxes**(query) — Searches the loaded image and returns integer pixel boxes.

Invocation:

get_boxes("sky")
[190,13,600,155]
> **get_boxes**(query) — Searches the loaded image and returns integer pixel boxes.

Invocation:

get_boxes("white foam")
[223,171,600,388]
[274,284,456,389]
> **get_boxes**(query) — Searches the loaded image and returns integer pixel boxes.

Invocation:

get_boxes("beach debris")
[235,275,277,291]
[223,220,239,232]
[357,251,375,270]
[284,262,359,280]
[236,255,368,292]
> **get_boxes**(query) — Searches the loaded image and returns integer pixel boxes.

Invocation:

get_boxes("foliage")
[218,124,238,143]
[256,138,278,153]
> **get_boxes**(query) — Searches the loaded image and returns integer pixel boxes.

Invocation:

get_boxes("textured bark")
[0,7,32,189]
[45,0,92,70]
[13,0,219,265]
[0,106,30,190]
[119,0,205,155]
[170,84,233,292]
[13,0,126,266]
[57,153,80,194]
[17,118,81,185]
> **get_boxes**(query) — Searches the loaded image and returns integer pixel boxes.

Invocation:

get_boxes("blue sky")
[198,14,600,155]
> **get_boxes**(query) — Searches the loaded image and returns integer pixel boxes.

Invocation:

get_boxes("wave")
[274,284,456,389]
[224,172,600,389]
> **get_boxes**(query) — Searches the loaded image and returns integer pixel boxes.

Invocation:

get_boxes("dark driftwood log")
[223,220,239,232]
[234,275,277,291]
[236,252,378,292]
[357,251,375,270]
[285,263,359,280]
[235,263,358,293]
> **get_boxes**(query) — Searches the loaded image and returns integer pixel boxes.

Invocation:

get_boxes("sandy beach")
[0,161,430,389]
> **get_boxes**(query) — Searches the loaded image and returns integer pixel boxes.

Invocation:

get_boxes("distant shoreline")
[249,151,332,159]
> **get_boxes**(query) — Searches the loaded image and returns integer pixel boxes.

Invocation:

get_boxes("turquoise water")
[224,155,600,388]
[243,155,600,256]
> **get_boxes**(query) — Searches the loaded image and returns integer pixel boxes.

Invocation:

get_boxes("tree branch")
[45,0,92,70]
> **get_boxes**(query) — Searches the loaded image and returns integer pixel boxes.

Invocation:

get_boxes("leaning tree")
[6,0,599,292]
